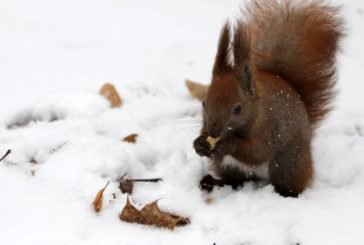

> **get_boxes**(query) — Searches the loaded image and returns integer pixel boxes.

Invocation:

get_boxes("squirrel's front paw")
[193,135,211,158]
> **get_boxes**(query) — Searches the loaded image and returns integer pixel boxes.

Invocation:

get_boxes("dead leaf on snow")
[185,79,209,101]
[119,197,190,230]
[92,181,110,213]
[99,83,123,108]
[119,179,134,194]
[123,134,138,144]
[119,197,144,222]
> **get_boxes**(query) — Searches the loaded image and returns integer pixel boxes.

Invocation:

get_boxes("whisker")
[155,112,203,138]
[167,124,201,137]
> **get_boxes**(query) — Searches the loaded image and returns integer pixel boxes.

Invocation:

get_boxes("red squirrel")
[193,0,344,197]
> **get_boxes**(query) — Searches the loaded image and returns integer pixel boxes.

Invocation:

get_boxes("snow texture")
[0,0,363,244]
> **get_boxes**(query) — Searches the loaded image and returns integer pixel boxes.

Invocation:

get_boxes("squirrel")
[193,0,344,197]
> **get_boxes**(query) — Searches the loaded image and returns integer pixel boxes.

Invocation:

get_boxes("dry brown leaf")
[99,83,123,108]
[185,79,209,101]
[140,201,190,229]
[119,179,134,194]
[120,197,190,230]
[92,181,110,213]
[123,134,138,144]
[119,197,141,221]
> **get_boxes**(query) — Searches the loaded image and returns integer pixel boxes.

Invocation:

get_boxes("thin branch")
[0,149,11,162]
[127,178,162,183]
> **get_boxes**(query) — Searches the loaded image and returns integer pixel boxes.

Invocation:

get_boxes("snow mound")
[6,90,110,128]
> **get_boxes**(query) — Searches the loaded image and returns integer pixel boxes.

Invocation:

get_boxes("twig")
[127,178,163,183]
[117,174,162,183]
[0,149,11,162]
[118,176,163,194]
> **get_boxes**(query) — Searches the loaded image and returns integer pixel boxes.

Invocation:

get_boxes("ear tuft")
[233,21,254,95]
[212,22,232,75]
[233,22,250,67]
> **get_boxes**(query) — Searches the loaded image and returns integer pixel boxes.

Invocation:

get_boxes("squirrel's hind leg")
[269,138,313,197]
[217,166,246,189]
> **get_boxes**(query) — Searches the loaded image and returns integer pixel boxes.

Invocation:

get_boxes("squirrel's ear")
[233,22,254,95]
[237,61,254,96]
[212,22,231,75]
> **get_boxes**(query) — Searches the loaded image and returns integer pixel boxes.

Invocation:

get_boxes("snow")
[0,0,363,244]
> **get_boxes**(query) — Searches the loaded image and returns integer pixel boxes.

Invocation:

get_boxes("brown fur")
[193,0,344,197]
[247,0,344,126]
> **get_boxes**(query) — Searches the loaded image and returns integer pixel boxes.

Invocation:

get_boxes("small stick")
[127,178,162,183]
[118,174,162,183]
[118,176,163,194]
[0,149,11,162]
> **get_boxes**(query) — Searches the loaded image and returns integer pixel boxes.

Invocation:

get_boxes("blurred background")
[0,0,362,119]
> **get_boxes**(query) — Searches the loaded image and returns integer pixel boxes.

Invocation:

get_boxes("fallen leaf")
[0,149,11,162]
[119,197,143,222]
[92,181,110,213]
[123,134,138,144]
[99,83,123,108]
[185,79,209,101]
[119,179,134,194]
[140,201,190,229]
[120,197,190,230]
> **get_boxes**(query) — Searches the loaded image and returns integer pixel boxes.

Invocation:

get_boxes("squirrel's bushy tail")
[246,0,344,126]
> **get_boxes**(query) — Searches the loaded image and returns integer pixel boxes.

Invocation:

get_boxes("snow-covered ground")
[0,0,364,244]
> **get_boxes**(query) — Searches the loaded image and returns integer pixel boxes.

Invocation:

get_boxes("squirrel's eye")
[233,105,241,115]
[202,101,206,108]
